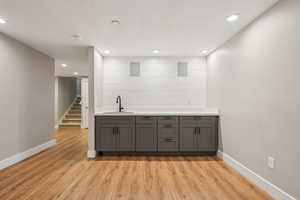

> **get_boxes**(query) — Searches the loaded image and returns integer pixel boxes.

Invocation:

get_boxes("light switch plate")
[267,156,275,169]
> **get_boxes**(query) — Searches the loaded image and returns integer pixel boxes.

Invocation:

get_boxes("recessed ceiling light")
[153,49,159,54]
[74,72,79,75]
[0,18,6,24]
[104,50,110,54]
[201,50,209,54]
[61,64,67,68]
[226,14,239,22]
[72,34,82,40]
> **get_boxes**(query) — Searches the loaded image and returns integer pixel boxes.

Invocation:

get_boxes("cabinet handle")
[194,128,197,135]
[164,138,176,142]
[197,127,200,135]
[113,127,119,135]
[164,124,172,128]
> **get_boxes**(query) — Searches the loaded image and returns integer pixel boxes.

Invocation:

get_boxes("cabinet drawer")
[158,126,178,138]
[158,116,178,125]
[158,137,178,152]
[136,116,157,125]
[96,123,133,128]
[96,116,135,125]
[180,116,214,126]
[158,123,178,128]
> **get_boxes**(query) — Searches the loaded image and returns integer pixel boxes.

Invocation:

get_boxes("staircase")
[59,98,81,128]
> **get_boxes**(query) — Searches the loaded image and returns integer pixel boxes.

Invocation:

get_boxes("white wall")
[0,33,55,161]
[98,57,207,112]
[88,47,103,158]
[207,0,300,199]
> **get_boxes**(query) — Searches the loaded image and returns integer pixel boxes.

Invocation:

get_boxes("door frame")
[81,78,89,128]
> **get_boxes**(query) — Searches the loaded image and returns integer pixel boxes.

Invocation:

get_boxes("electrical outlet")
[267,157,275,169]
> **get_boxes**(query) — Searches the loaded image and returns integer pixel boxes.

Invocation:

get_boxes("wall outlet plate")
[267,156,275,169]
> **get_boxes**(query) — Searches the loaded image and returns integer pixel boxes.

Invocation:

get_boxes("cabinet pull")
[113,127,119,135]
[164,138,176,142]
[197,127,200,135]
[164,124,172,128]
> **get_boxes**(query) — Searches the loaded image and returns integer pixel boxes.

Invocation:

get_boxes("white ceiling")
[0,0,278,73]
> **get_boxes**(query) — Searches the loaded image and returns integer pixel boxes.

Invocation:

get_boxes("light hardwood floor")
[0,128,273,200]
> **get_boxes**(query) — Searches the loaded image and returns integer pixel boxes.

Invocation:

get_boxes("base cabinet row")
[95,116,218,154]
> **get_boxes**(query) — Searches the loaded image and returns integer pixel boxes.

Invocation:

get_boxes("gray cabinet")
[197,127,216,151]
[97,126,115,151]
[117,127,135,151]
[180,117,218,152]
[136,116,157,152]
[95,115,218,155]
[95,117,135,152]
[180,127,198,151]
[158,117,179,152]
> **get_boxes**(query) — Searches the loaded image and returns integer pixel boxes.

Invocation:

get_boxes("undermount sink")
[102,111,135,114]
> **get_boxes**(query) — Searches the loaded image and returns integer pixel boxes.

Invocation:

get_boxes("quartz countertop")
[95,108,219,116]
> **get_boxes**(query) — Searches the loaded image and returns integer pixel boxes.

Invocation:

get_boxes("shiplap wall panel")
[96,57,207,112]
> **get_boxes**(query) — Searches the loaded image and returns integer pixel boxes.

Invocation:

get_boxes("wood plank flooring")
[0,128,273,200]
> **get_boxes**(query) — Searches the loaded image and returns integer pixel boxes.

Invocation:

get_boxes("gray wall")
[76,78,81,97]
[0,33,55,161]
[55,77,77,123]
[207,0,300,199]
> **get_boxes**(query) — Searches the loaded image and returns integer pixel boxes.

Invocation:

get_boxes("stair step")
[71,107,81,111]
[59,123,81,128]
[66,114,81,119]
[62,119,81,123]
[69,110,81,114]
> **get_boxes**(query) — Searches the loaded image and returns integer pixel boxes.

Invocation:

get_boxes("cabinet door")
[136,125,157,152]
[197,127,216,151]
[180,127,198,152]
[97,127,115,151]
[117,127,135,151]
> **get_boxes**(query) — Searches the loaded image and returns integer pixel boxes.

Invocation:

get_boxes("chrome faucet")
[116,95,124,112]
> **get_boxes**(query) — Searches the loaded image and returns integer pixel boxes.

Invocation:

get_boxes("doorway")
[54,77,88,129]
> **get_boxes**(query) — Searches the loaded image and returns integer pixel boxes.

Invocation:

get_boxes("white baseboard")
[87,150,96,158]
[0,139,56,170]
[217,151,296,200]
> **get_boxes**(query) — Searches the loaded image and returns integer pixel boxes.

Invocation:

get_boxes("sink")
[102,111,135,115]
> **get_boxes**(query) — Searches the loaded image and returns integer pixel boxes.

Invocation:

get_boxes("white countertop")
[95,108,219,116]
